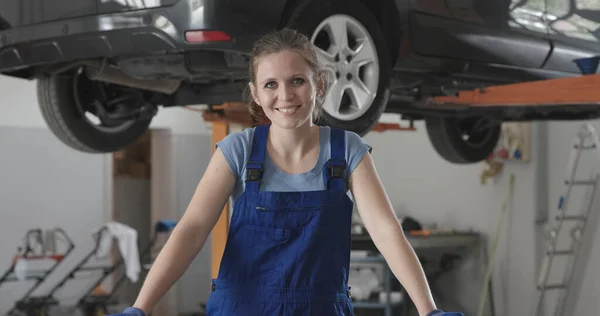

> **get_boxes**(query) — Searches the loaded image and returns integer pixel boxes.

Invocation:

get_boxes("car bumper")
[0,0,286,74]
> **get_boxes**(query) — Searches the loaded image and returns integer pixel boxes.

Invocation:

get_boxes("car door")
[542,0,600,74]
[0,0,96,27]
[408,0,552,69]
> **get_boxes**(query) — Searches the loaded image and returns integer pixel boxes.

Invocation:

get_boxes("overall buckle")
[245,161,264,183]
[329,165,345,179]
[328,160,346,179]
[327,160,348,190]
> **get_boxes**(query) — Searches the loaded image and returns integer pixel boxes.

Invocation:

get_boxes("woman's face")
[250,50,316,130]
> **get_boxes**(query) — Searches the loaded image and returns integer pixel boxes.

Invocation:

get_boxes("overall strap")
[323,127,348,191]
[245,124,270,193]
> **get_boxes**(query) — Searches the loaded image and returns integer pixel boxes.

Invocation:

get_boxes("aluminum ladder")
[533,122,600,316]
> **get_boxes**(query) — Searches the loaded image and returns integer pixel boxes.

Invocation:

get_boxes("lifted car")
[1,0,599,163]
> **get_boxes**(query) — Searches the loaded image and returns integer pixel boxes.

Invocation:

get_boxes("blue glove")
[426,309,464,316]
[107,307,146,316]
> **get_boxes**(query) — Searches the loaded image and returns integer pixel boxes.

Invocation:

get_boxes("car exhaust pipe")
[82,59,181,95]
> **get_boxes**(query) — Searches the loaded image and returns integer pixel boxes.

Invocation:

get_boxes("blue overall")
[205,124,355,315]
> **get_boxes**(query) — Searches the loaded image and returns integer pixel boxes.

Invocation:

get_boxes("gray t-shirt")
[216,126,372,202]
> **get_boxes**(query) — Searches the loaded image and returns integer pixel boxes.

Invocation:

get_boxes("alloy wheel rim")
[310,14,380,121]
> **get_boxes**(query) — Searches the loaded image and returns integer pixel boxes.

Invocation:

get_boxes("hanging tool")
[532,122,600,316]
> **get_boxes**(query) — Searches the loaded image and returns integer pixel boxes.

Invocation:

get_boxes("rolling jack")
[15,220,178,316]
[0,228,75,316]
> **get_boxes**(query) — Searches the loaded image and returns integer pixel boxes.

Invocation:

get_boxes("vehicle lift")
[200,56,600,316]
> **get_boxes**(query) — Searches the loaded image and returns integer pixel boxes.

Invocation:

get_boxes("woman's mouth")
[276,105,301,115]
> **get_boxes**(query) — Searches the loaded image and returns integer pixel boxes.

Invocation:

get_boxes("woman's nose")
[278,85,294,101]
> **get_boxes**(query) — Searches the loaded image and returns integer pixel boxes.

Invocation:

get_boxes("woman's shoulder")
[321,126,372,153]
[343,129,372,154]
[215,127,256,179]
[218,127,255,149]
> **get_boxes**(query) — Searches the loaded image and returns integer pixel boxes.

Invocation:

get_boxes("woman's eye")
[264,82,276,89]
[293,78,305,85]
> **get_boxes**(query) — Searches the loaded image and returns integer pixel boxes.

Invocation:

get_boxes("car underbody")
[2,0,600,164]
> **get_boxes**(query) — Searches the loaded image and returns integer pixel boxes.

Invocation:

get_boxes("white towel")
[95,222,141,283]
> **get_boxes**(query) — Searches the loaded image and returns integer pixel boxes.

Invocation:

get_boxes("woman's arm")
[132,148,236,314]
[349,152,437,316]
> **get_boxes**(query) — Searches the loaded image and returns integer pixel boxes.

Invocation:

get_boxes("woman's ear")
[249,82,260,106]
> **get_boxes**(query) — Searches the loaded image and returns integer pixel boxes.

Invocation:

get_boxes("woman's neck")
[267,122,320,161]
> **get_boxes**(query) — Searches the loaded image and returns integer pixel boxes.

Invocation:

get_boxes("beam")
[210,119,230,279]
[428,74,600,107]
[370,122,416,132]
[201,102,413,133]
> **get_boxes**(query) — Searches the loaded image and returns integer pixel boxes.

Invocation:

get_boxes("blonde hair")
[246,28,328,123]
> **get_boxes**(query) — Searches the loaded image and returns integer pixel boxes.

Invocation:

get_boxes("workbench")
[350,230,481,316]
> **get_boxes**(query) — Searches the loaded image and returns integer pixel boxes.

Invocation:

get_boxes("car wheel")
[286,0,391,136]
[37,67,156,153]
[425,115,501,164]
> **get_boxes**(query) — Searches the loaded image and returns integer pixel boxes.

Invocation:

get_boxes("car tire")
[425,115,501,164]
[286,0,391,136]
[37,68,154,153]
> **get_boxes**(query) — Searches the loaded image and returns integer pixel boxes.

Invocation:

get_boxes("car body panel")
[407,0,552,69]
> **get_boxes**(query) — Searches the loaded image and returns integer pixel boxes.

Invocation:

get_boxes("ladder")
[533,122,600,316]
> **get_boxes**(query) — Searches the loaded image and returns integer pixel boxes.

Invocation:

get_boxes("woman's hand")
[426,310,465,316]
[108,307,146,316]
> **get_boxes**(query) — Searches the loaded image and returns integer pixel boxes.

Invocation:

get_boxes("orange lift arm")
[428,57,600,107]
[201,102,417,132]
[429,74,600,107]
[371,122,416,132]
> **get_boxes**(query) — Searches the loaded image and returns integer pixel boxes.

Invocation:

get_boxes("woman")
[112,28,463,316]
